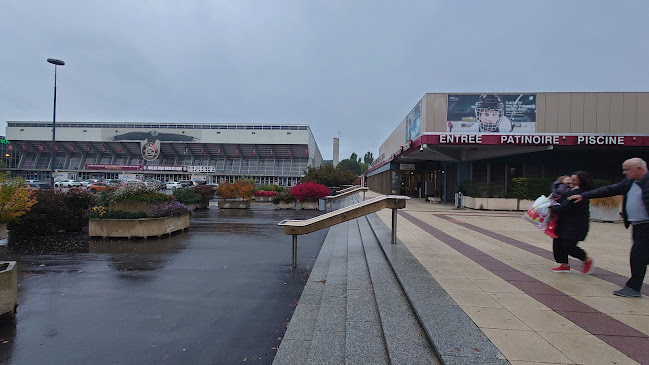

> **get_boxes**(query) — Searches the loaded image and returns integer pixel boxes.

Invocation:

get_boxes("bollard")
[292,235,298,268]
[391,208,397,244]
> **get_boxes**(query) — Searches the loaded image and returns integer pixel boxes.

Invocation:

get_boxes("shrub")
[192,184,216,201]
[173,187,202,204]
[459,182,482,198]
[96,210,148,219]
[290,182,330,202]
[511,177,555,200]
[103,184,172,204]
[272,192,296,204]
[0,174,37,223]
[255,184,284,192]
[217,180,254,200]
[301,165,356,187]
[254,190,279,197]
[148,201,193,218]
[8,189,97,244]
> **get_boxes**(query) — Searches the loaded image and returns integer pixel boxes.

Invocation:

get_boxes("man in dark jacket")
[570,157,649,298]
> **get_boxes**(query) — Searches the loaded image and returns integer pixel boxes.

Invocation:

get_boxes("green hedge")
[511,177,555,200]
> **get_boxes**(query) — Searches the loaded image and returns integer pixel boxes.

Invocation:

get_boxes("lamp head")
[47,58,65,66]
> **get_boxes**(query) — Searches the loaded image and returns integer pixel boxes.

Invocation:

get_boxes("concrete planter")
[297,201,319,210]
[254,196,275,202]
[109,200,168,214]
[518,199,535,211]
[0,223,6,240]
[463,197,520,211]
[218,200,251,209]
[186,201,209,210]
[590,205,622,222]
[274,201,296,210]
[89,214,190,239]
[0,261,17,322]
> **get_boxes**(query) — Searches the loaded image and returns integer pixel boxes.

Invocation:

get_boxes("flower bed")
[290,182,329,210]
[218,200,251,209]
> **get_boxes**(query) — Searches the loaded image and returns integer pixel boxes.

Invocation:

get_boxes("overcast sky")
[1,0,648,160]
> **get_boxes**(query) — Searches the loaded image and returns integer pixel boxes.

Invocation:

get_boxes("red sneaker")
[551,266,571,273]
[582,258,595,274]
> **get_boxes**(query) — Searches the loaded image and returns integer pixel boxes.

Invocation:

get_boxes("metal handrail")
[278,195,409,267]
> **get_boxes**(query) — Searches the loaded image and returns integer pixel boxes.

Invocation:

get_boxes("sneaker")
[551,266,571,273]
[582,258,595,274]
[613,287,642,298]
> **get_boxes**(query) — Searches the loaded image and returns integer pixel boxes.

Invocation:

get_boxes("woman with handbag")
[550,171,596,274]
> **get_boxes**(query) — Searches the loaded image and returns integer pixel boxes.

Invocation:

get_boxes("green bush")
[8,189,98,245]
[98,210,148,219]
[102,184,172,204]
[301,165,356,187]
[459,182,483,197]
[173,187,202,204]
[255,184,285,192]
[593,179,612,188]
[272,191,296,204]
[511,177,554,200]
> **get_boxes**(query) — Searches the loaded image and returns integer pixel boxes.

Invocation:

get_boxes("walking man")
[569,157,649,298]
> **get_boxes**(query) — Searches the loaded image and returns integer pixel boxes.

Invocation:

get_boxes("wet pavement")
[0,204,328,365]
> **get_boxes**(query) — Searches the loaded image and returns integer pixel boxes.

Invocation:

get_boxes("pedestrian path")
[274,191,649,365]
[374,192,649,365]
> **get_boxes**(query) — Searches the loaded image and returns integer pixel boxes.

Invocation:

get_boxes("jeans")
[553,238,587,264]
[627,223,649,291]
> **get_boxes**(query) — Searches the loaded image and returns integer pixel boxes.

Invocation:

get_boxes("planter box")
[274,202,296,210]
[218,200,251,209]
[518,199,535,211]
[89,214,190,239]
[254,196,275,202]
[0,262,17,322]
[186,201,209,210]
[590,205,622,222]
[109,200,168,214]
[297,201,319,210]
[463,197,520,211]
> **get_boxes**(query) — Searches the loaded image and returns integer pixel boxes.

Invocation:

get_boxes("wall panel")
[557,93,572,133]
[583,93,598,132]
[609,93,624,133]
[596,93,611,133]
[544,93,559,133]
[622,93,637,133]
[536,93,546,132]
[570,93,584,132]
[433,94,447,132]
[637,93,649,133]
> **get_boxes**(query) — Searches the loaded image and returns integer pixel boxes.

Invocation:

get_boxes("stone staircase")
[273,197,509,365]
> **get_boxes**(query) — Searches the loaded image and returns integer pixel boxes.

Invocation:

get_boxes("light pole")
[47,58,65,186]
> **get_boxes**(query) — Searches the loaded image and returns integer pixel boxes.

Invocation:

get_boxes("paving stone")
[283,304,320,340]
[346,288,379,322]
[313,296,346,333]
[345,320,389,365]
[273,339,311,365]
[306,330,345,365]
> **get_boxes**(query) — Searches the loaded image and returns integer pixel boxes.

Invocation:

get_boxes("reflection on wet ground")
[0,205,327,364]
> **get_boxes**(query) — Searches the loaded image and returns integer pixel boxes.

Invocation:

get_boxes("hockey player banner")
[447,94,537,133]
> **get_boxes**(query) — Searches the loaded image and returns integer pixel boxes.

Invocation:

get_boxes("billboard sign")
[405,101,421,143]
[447,94,536,133]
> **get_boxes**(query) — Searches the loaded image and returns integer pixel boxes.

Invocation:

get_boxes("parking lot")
[0,204,326,364]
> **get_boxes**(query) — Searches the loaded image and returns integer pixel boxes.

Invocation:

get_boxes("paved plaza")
[277,191,649,365]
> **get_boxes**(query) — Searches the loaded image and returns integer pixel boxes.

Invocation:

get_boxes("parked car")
[105,179,123,187]
[54,180,82,188]
[25,179,41,184]
[80,179,100,187]
[87,182,109,193]
[165,182,182,190]
[178,180,193,188]
[37,183,54,190]
[23,182,54,190]
[144,179,165,190]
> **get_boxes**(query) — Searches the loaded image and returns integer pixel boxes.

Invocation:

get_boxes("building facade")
[4,121,323,186]
[367,92,649,201]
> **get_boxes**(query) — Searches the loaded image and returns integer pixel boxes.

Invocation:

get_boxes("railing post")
[292,235,298,268]
[363,191,366,201]
[391,208,397,244]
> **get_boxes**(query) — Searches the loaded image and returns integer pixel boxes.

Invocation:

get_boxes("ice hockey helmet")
[475,94,505,132]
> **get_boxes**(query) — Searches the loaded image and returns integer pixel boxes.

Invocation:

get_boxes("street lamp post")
[47,58,65,186]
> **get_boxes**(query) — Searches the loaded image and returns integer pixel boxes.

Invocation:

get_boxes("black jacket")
[550,189,590,241]
[581,173,649,228]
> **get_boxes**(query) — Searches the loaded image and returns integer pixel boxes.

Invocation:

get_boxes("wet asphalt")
[0,203,328,365]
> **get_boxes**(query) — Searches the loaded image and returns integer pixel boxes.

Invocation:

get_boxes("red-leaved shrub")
[290,182,330,202]
[253,190,279,197]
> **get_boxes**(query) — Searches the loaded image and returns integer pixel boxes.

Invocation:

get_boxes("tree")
[363,152,374,165]
[338,158,361,175]
[0,174,37,223]
[301,165,356,186]
[350,152,358,162]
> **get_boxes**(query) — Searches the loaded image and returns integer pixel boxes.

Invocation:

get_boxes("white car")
[54,179,82,188]
[80,179,100,187]
[165,182,182,190]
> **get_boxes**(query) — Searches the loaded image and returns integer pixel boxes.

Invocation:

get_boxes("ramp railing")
[278,195,409,267]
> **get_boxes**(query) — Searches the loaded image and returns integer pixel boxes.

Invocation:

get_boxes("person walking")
[550,171,596,274]
[569,157,649,298]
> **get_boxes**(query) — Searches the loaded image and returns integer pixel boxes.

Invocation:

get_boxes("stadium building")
[4,121,323,185]
[366,92,649,201]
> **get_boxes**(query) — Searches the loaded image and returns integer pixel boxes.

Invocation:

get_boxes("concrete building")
[333,137,340,166]
[4,121,322,185]
[366,92,649,201]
